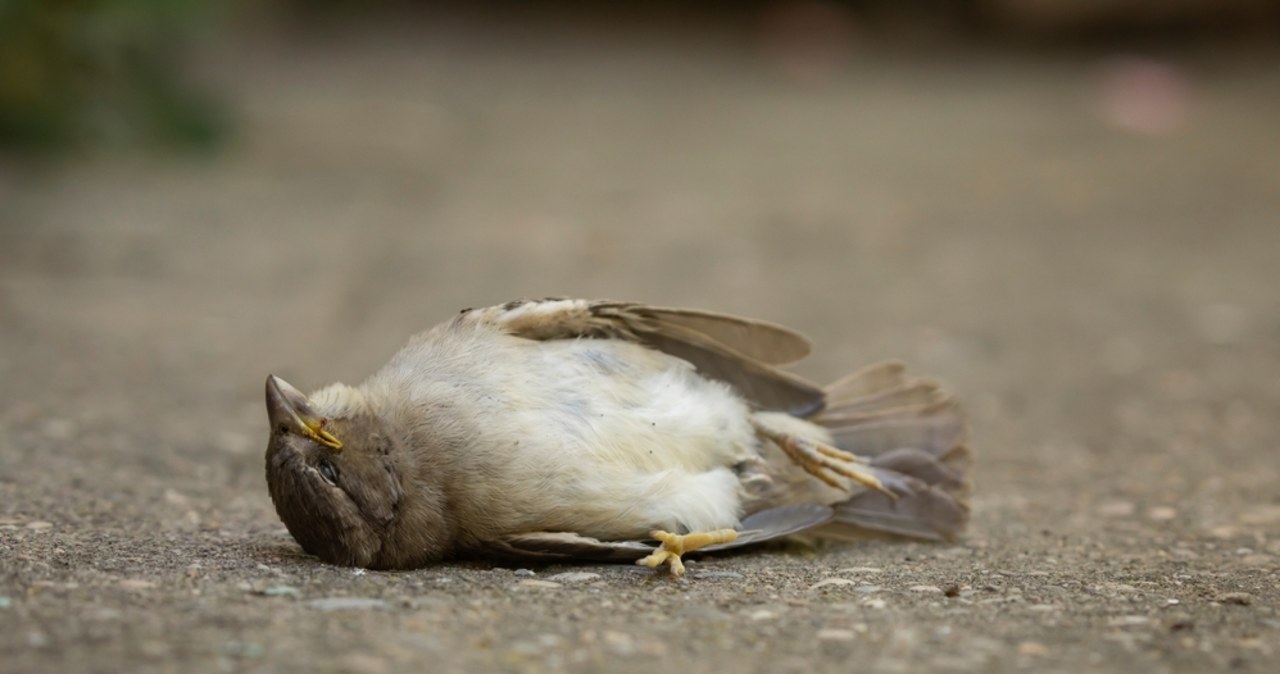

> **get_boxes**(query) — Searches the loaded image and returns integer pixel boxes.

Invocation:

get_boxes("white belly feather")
[368,328,759,540]
[502,339,756,537]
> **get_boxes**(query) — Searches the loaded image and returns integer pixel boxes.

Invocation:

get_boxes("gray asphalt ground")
[2,14,1279,674]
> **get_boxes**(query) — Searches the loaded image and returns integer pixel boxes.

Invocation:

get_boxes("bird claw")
[760,428,890,496]
[637,529,738,577]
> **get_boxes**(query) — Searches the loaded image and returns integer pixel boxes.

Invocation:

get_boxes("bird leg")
[755,424,891,496]
[637,529,738,577]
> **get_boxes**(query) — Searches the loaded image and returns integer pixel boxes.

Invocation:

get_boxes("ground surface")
[2,15,1279,674]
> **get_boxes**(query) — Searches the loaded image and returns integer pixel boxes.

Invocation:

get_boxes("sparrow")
[264,298,970,575]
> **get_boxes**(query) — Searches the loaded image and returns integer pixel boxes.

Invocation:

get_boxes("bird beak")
[266,375,344,451]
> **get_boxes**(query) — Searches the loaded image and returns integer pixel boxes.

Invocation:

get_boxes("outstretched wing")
[477,504,835,564]
[458,298,825,416]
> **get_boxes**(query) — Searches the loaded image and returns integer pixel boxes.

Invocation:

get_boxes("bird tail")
[810,361,972,541]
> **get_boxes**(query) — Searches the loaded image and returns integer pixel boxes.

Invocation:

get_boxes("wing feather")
[478,504,835,563]
[628,306,811,364]
[460,299,825,415]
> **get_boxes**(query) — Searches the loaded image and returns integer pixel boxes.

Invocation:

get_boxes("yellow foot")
[637,529,738,577]
[758,427,890,495]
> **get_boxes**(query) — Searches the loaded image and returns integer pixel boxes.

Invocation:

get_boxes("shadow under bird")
[264,298,971,575]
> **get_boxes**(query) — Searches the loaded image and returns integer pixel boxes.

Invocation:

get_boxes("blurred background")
[3,2,1280,672]
[2,1,1279,155]
[3,0,1278,441]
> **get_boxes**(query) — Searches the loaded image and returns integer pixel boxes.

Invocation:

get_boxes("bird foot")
[760,428,890,496]
[638,529,738,577]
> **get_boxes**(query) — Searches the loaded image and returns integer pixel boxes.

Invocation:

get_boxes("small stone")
[809,578,856,591]
[1219,592,1252,606]
[601,630,634,656]
[863,598,888,609]
[1240,505,1280,525]
[545,572,601,583]
[352,568,366,576]
[1028,604,1059,612]
[224,641,265,658]
[1239,554,1273,567]
[1017,641,1049,657]
[909,585,943,594]
[119,579,156,591]
[943,584,961,598]
[261,585,301,597]
[1208,525,1239,539]
[836,567,883,574]
[92,608,121,620]
[513,569,536,577]
[1147,507,1177,521]
[25,521,53,531]
[1097,501,1135,517]
[306,597,389,611]
[855,585,881,594]
[748,609,777,621]
[0,597,12,609]
[1108,615,1151,627]
[817,629,855,641]
[516,580,563,589]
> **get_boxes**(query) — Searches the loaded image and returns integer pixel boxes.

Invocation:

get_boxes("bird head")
[263,375,405,568]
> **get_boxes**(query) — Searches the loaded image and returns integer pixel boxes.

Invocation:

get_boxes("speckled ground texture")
[3,16,1280,674]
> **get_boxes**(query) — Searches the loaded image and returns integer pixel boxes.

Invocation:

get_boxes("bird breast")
[371,329,760,541]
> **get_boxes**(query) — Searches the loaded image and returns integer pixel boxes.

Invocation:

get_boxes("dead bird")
[264,298,970,575]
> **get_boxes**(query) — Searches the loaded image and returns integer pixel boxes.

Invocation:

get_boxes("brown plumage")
[264,299,971,573]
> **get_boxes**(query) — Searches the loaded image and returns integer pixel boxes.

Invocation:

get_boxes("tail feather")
[823,378,948,418]
[822,411,967,459]
[823,360,907,405]
[829,487,968,541]
[817,398,953,429]
[812,361,972,541]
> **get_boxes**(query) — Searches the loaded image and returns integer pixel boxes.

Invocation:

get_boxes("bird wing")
[480,532,654,563]
[458,298,825,416]
[477,504,834,563]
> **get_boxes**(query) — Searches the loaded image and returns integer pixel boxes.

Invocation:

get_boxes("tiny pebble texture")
[2,15,1279,674]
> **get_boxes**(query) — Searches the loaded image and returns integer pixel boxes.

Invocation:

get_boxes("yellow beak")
[265,375,344,451]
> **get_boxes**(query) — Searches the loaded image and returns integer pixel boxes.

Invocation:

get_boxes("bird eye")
[318,461,338,484]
